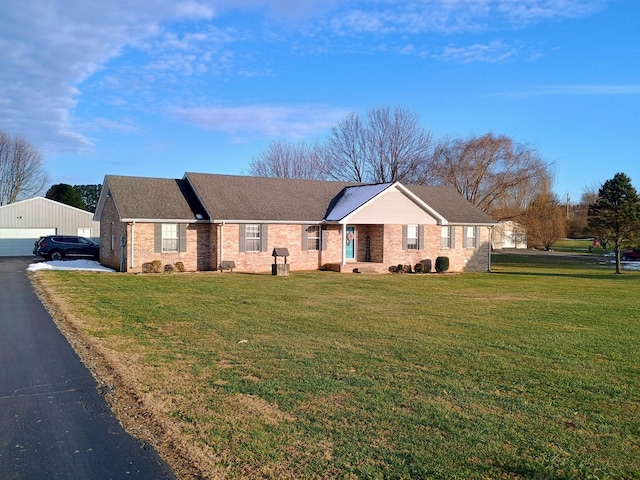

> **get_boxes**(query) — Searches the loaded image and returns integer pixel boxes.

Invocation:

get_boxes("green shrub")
[421,259,432,273]
[435,256,449,273]
[414,263,424,273]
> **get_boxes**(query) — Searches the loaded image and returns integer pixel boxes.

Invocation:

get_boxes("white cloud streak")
[502,84,640,98]
[0,0,215,153]
[0,0,607,156]
[171,105,349,138]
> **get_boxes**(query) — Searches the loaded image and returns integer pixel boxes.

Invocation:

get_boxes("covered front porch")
[325,224,387,273]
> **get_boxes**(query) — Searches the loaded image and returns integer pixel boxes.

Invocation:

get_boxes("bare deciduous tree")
[523,191,567,250]
[321,112,368,182]
[0,131,49,205]
[426,133,551,219]
[249,140,327,180]
[323,107,433,184]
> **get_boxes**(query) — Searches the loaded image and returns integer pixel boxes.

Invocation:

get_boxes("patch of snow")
[27,260,115,272]
[623,261,640,271]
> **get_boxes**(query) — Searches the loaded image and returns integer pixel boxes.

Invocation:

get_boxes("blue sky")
[1,0,638,204]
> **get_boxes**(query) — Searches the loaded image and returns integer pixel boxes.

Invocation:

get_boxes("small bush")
[414,263,424,273]
[141,262,153,273]
[435,256,449,273]
[174,261,185,272]
[164,264,174,273]
[421,259,432,273]
[151,260,163,273]
[402,264,412,273]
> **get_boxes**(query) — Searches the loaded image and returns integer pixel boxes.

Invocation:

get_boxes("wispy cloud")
[0,0,215,153]
[501,84,640,98]
[171,105,349,138]
[0,0,608,156]
[436,40,518,63]
[327,0,605,35]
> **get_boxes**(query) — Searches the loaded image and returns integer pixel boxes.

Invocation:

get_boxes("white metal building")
[0,197,100,257]
[492,220,527,250]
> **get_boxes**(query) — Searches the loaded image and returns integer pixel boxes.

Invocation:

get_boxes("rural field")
[33,249,640,479]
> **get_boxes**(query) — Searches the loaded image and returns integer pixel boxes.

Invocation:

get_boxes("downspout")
[130,221,135,269]
[487,225,493,273]
[219,221,225,270]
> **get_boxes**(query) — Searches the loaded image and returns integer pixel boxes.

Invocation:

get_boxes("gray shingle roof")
[103,172,494,225]
[105,175,205,221]
[185,172,355,222]
[406,185,495,224]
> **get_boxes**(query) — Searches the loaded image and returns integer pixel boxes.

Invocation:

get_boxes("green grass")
[36,255,640,479]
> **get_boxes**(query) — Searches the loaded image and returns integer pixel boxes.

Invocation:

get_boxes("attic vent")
[195,214,203,220]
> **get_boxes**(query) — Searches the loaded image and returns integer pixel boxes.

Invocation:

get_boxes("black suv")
[33,236,100,261]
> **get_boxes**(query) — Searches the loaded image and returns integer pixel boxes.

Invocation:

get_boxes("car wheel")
[49,251,64,261]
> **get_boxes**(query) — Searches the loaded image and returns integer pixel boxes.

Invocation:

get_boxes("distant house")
[492,221,527,250]
[94,173,496,274]
[0,197,100,257]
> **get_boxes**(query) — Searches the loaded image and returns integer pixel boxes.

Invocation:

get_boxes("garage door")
[0,228,57,257]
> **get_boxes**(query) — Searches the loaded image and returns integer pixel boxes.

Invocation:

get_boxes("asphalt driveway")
[0,257,175,480]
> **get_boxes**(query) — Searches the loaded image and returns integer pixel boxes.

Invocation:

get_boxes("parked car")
[33,235,100,261]
[621,248,640,261]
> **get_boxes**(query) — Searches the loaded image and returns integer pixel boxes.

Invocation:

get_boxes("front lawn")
[34,256,640,479]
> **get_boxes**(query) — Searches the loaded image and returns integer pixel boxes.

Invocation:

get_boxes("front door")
[345,226,355,260]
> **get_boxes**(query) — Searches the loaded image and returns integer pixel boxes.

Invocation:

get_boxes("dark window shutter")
[475,226,480,248]
[301,225,308,251]
[418,225,424,250]
[260,224,268,252]
[239,224,246,252]
[450,226,456,248]
[179,224,187,252]
[402,225,408,250]
[321,226,328,251]
[154,224,162,253]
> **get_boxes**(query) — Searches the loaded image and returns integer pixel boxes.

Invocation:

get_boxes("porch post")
[341,224,347,266]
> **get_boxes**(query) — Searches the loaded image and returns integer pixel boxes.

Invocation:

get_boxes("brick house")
[94,172,495,273]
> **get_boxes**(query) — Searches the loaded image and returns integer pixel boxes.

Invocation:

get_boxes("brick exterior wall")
[100,208,490,273]
[218,224,344,274]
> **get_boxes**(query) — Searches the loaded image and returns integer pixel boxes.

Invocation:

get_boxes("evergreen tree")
[588,173,640,273]
[45,183,87,210]
[73,184,101,213]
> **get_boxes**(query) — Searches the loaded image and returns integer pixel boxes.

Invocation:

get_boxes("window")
[306,225,320,250]
[464,226,477,248]
[162,224,179,252]
[441,226,451,248]
[245,224,261,252]
[406,224,419,250]
[403,224,423,250]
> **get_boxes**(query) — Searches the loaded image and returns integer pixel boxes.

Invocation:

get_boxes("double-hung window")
[464,226,477,248]
[403,224,423,250]
[306,225,320,251]
[162,224,179,252]
[406,224,419,250]
[154,224,186,253]
[245,224,261,252]
[441,226,451,248]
